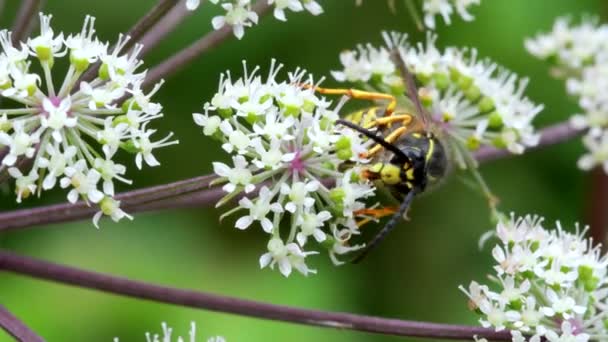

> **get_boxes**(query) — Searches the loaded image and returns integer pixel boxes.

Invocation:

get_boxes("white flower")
[578,131,608,173]
[94,156,130,196]
[186,0,201,10]
[61,160,104,204]
[280,180,318,213]
[235,186,283,232]
[296,210,330,246]
[40,97,77,142]
[199,61,378,275]
[333,32,542,169]
[0,121,38,166]
[213,155,255,193]
[423,0,480,29]
[27,13,66,60]
[545,321,590,342]
[211,1,259,40]
[8,168,38,203]
[93,197,132,229]
[269,0,303,21]
[133,128,178,170]
[0,13,175,227]
[219,120,251,154]
[115,321,224,342]
[37,143,77,190]
[541,289,586,320]
[463,213,608,340]
[193,111,222,136]
[259,237,317,277]
[527,18,608,176]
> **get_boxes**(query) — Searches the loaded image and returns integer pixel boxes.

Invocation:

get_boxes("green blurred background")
[0,0,603,341]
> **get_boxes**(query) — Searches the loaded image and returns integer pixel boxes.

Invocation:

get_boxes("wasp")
[306,52,451,262]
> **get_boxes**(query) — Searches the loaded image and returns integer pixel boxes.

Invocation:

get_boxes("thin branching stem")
[473,122,584,162]
[0,174,215,232]
[0,304,44,342]
[138,0,195,57]
[0,249,511,341]
[143,1,273,88]
[0,121,584,232]
[11,0,42,46]
[80,0,182,82]
[588,168,608,250]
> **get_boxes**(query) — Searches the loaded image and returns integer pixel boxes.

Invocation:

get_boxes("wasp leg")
[305,85,397,117]
[365,126,408,158]
[364,114,413,129]
[354,206,398,227]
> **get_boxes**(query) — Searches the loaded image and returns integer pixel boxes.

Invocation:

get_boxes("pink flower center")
[289,150,305,175]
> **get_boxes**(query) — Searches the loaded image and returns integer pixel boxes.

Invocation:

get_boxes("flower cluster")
[194,60,377,276]
[186,0,323,39]
[113,321,225,342]
[355,0,481,29]
[526,18,608,174]
[421,0,480,29]
[462,214,608,342]
[0,13,177,227]
[332,32,542,169]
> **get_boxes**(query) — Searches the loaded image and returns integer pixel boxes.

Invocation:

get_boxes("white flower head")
[463,213,608,340]
[332,32,542,170]
[0,13,176,227]
[198,60,380,275]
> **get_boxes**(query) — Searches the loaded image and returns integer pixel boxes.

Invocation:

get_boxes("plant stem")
[588,168,608,250]
[0,249,511,341]
[11,0,42,45]
[138,0,195,57]
[0,174,215,232]
[80,0,182,82]
[143,0,273,88]
[0,121,584,232]
[473,122,584,162]
[0,304,44,342]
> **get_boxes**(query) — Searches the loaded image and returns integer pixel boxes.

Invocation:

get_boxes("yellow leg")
[305,85,397,117]
[365,126,407,157]
[366,114,413,128]
[355,206,398,227]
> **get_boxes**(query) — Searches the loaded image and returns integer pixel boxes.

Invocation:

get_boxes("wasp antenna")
[335,119,408,160]
[351,190,416,263]
[389,48,432,130]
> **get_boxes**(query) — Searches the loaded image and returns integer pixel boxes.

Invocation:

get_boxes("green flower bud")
[283,104,300,117]
[416,72,432,85]
[329,188,345,204]
[0,120,11,132]
[319,117,332,130]
[245,112,259,124]
[302,100,316,113]
[70,52,90,72]
[99,63,110,80]
[449,67,461,82]
[35,45,52,62]
[477,96,495,113]
[466,135,481,150]
[488,111,504,129]
[433,72,450,90]
[457,75,473,91]
[218,108,233,119]
[0,79,11,90]
[335,136,351,150]
[337,148,352,160]
[492,136,507,149]
[120,140,139,154]
[465,85,481,101]
[112,115,130,127]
